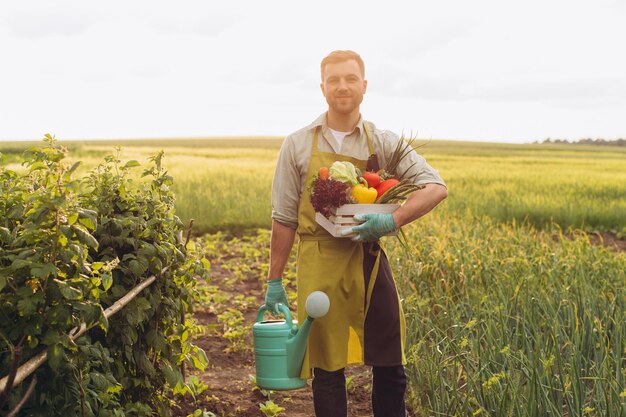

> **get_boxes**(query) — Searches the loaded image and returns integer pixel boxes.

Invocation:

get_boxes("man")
[265,50,447,416]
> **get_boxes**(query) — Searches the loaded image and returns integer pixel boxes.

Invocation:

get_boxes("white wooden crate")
[315,204,400,238]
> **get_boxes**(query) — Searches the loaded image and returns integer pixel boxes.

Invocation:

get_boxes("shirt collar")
[309,112,365,135]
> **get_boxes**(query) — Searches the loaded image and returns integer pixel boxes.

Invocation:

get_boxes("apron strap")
[312,126,320,154]
[362,122,375,157]
[364,243,382,317]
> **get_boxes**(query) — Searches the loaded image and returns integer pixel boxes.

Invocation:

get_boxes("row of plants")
[391,214,626,416]
[0,136,210,416]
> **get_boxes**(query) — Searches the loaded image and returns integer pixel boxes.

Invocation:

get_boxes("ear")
[320,82,325,96]
[362,79,368,94]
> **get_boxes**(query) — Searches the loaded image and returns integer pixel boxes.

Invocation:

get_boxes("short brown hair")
[320,50,365,80]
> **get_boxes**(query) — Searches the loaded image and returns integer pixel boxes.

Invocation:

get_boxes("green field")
[3,137,625,235]
[2,137,625,415]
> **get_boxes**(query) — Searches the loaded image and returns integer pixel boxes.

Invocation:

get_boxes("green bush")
[0,136,209,416]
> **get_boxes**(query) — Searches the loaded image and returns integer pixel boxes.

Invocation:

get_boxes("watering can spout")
[286,291,330,378]
[286,316,313,378]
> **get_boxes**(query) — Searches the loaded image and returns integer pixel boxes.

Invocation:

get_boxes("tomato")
[376,178,399,197]
[362,171,381,188]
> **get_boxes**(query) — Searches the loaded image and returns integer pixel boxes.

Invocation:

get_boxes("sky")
[1,1,625,144]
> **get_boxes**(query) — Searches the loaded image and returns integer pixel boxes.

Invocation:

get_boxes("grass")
[435,152,626,235]
[387,213,625,416]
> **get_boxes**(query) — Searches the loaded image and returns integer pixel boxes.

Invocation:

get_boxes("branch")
[184,219,195,247]
[0,337,24,409]
[0,268,167,392]
[6,375,37,417]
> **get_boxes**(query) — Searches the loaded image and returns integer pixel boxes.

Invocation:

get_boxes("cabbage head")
[329,161,360,186]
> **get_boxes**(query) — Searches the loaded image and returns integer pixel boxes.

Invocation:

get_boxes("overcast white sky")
[1,1,625,143]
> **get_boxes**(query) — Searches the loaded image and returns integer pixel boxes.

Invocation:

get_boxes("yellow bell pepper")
[351,182,377,204]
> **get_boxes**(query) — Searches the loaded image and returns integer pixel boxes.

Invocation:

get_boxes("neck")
[326,110,360,132]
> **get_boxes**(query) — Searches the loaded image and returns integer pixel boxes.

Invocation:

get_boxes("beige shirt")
[271,113,446,229]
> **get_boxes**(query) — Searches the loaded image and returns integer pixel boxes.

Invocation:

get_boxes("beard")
[326,94,363,115]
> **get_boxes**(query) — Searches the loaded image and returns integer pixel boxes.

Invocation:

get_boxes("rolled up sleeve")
[271,137,300,229]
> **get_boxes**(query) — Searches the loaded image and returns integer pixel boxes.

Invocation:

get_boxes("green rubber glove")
[341,213,397,242]
[265,277,289,314]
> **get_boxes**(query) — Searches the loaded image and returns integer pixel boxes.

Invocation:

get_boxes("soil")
[589,231,626,252]
[555,230,626,252]
[173,262,376,417]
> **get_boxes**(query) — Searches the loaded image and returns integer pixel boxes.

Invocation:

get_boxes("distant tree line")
[535,138,626,146]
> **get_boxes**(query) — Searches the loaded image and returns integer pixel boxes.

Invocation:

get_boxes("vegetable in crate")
[362,171,381,188]
[310,177,351,217]
[351,180,378,204]
[318,166,329,180]
[329,161,360,186]
[309,138,428,216]
[376,178,400,198]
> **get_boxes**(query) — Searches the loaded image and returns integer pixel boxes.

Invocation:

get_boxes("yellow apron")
[296,125,406,379]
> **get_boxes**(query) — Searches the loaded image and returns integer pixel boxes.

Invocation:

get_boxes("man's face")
[320,59,367,116]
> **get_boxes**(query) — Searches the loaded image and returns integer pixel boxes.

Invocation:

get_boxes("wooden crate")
[315,204,400,238]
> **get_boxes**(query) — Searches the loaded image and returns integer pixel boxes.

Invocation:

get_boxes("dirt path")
[173,238,375,417]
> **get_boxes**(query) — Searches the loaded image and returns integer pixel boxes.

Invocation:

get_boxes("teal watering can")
[253,291,330,390]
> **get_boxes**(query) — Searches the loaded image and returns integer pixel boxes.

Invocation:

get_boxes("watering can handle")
[256,303,293,323]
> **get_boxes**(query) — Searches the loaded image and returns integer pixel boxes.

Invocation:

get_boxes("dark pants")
[312,366,407,417]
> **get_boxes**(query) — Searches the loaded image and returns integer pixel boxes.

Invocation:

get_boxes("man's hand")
[265,277,289,314]
[340,213,397,242]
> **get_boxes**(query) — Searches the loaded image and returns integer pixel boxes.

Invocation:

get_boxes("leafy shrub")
[0,136,209,416]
